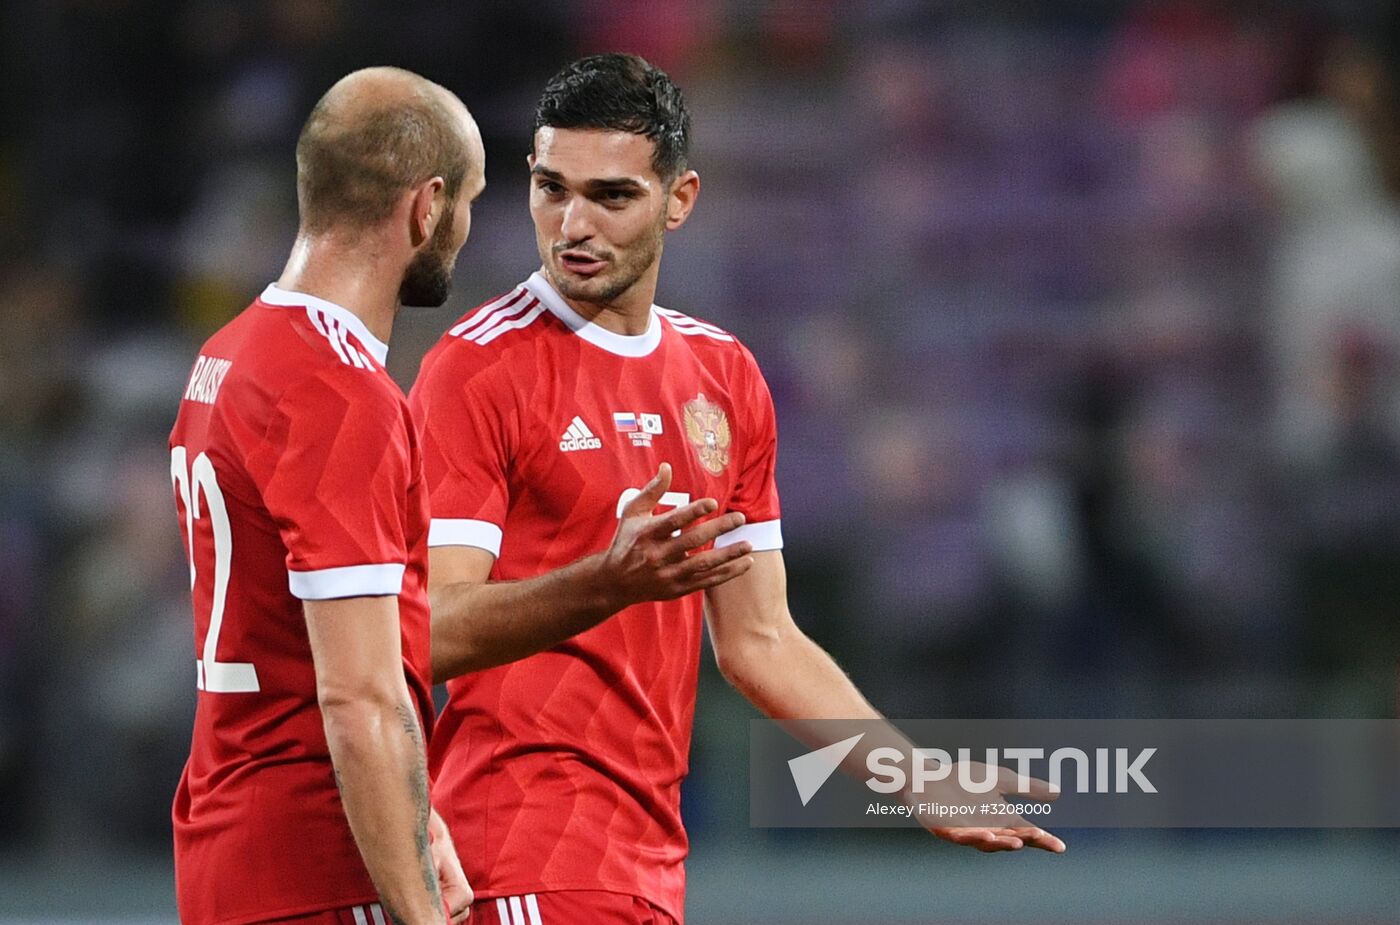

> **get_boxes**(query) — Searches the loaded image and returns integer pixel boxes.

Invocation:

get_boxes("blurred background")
[3,0,1400,921]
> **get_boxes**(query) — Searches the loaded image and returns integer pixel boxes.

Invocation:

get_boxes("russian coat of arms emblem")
[682,393,731,475]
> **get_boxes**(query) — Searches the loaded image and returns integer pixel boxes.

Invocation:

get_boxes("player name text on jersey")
[183,355,233,405]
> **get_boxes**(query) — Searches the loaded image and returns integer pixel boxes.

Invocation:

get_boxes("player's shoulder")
[655,302,766,375]
[422,283,549,375]
[232,288,403,415]
[655,303,740,346]
[256,286,389,372]
[437,284,545,350]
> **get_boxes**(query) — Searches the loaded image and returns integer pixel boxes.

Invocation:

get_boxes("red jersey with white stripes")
[169,285,434,925]
[411,271,783,921]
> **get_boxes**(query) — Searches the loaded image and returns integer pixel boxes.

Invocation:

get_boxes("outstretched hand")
[918,762,1066,854]
[930,825,1065,853]
[600,463,754,608]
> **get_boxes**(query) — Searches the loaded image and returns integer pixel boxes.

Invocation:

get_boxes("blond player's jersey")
[169,286,434,925]
[411,271,783,921]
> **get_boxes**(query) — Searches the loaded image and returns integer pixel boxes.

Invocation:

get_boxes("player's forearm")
[721,629,881,723]
[322,694,443,925]
[720,628,924,780]
[430,553,619,681]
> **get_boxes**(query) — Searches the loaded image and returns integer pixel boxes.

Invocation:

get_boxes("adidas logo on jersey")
[559,416,602,452]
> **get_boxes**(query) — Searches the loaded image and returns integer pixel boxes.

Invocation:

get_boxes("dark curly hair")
[533,53,691,180]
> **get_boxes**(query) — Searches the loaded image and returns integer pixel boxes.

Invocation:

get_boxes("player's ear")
[409,177,445,247]
[665,170,699,231]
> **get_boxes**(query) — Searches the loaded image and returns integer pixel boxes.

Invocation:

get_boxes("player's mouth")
[557,249,608,277]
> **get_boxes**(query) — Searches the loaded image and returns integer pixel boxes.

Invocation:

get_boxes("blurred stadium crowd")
[2,0,1399,860]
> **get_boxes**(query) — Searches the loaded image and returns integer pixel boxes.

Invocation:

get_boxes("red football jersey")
[169,285,434,925]
[411,271,783,921]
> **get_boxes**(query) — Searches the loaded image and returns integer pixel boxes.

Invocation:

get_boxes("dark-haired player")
[169,68,483,925]
[412,54,1064,925]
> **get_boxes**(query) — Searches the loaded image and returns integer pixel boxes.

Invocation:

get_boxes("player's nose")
[559,197,594,241]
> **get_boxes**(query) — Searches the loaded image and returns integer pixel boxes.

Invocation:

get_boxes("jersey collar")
[525,270,662,358]
[259,284,390,365]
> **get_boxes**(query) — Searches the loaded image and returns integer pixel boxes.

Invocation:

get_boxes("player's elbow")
[319,684,421,764]
[713,623,789,690]
[714,649,757,699]
[316,677,404,728]
[319,697,376,748]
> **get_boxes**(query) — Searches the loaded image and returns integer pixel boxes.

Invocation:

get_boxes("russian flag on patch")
[613,412,639,432]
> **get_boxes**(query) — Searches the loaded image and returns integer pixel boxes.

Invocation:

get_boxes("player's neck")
[278,235,399,345]
[562,296,652,336]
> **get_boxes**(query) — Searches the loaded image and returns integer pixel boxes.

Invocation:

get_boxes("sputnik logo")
[787,734,865,806]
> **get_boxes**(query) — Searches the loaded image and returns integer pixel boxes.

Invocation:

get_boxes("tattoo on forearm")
[395,703,441,907]
[328,701,442,923]
[397,701,425,743]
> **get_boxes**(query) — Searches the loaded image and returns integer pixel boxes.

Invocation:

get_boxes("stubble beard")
[399,203,458,308]
[546,216,665,307]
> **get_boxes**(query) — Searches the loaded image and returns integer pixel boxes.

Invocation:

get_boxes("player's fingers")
[1008,826,1066,853]
[442,884,472,923]
[677,510,745,549]
[652,509,744,559]
[663,509,750,551]
[678,554,754,593]
[443,878,473,921]
[937,827,1024,852]
[622,463,673,519]
[646,497,722,542]
[676,541,753,576]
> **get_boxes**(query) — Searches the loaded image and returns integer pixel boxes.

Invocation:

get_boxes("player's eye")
[598,189,636,206]
[536,179,565,197]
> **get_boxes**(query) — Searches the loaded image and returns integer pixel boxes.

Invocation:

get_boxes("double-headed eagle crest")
[682,393,731,475]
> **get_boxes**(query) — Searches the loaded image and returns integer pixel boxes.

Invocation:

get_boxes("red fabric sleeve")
[408,345,518,556]
[251,369,412,599]
[720,347,782,548]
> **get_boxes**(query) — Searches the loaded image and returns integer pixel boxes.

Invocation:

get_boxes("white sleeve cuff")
[714,519,783,551]
[428,518,503,556]
[288,563,405,600]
